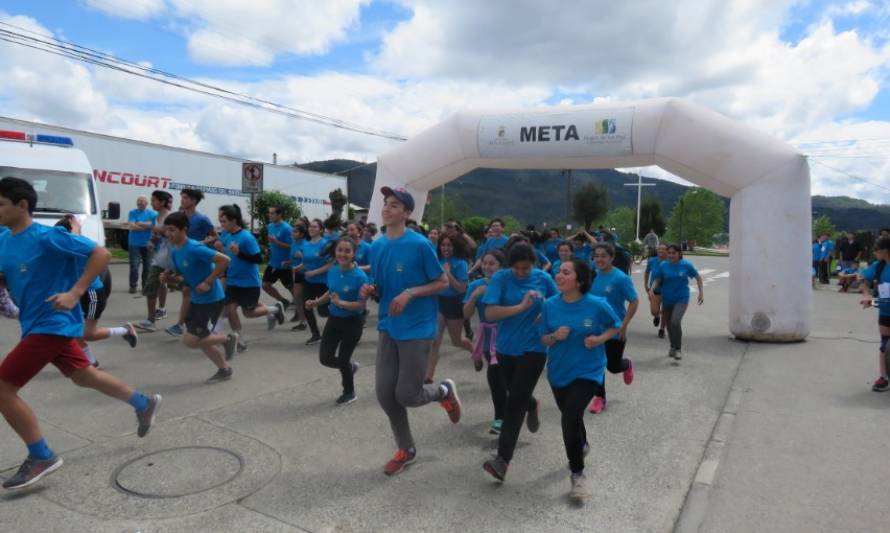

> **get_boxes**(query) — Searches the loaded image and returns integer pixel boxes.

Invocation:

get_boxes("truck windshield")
[0,167,95,215]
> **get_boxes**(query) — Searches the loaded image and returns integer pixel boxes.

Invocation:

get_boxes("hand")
[360,284,377,299]
[269,234,280,245]
[697,293,704,305]
[861,297,873,309]
[213,240,225,252]
[330,292,342,306]
[389,290,412,316]
[619,326,627,341]
[306,298,318,310]
[46,291,79,311]
[159,271,170,284]
[520,290,538,309]
[196,281,211,293]
[583,335,604,349]
[553,326,570,341]
[443,262,451,274]
[229,242,240,255]
[472,284,487,298]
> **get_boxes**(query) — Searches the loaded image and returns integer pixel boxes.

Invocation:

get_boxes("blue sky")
[1,0,889,202]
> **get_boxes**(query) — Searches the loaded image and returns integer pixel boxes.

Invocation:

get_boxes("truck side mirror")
[106,202,120,220]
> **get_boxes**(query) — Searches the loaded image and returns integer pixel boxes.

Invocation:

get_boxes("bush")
[250,191,302,246]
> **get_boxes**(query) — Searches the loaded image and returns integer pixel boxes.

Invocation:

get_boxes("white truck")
[0,115,347,247]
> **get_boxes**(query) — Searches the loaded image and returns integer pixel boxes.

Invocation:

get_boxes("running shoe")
[336,392,357,405]
[122,323,138,348]
[658,329,665,339]
[439,379,462,424]
[135,320,157,332]
[291,322,307,331]
[623,359,634,385]
[205,367,233,384]
[653,316,660,327]
[165,323,184,336]
[136,394,162,438]
[483,456,508,482]
[872,376,890,392]
[267,302,284,331]
[526,400,541,433]
[588,396,606,414]
[237,341,249,353]
[129,287,137,294]
[154,308,168,320]
[224,333,239,361]
[351,361,360,375]
[383,448,416,476]
[668,347,676,358]
[673,350,683,361]
[2,455,63,490]
[305,335,321,346]
[569,472,591,502]
[489,419,503,435]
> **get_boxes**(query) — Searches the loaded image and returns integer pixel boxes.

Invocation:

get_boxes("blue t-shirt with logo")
[440,257,469,297]
[370,229,444,341]
[0,224,96,338]
[538,293,621,387]
[128,208,157,247]
[863,260,890,316]
[476,235,509,259]
[820,240,834,261]
[300,238,330,284]
[482,268,558,356]
[327,265,369,318]
[464,278,492,322]
[356,240,371,267]
[220,229,261,288]
[589,267,638,321]
[171,238,225,304]
[187,212,215,241]
[653,259,699,305]
[267,221,293,269]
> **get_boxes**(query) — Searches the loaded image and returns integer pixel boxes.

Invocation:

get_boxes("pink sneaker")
[588,396,606,414]
[623,359,634,385]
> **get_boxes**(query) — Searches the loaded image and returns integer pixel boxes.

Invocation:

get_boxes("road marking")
[698,268,717,275]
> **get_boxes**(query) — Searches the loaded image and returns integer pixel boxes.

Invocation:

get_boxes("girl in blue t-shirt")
[550,240,574,280]
[426,235,474,383]
[539,258,620,501]
[481,242,558,482]
[859,236,890,392]
[648,244,704,360]
[288,223,308,331]
[462,249,508,435]
[296,219,333,345]
[645,244,668,338]
[306,237,369,404]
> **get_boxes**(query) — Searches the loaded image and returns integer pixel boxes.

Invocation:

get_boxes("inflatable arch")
[369,98,812,341]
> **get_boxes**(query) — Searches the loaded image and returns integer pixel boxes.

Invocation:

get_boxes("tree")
[604,207,636,245]
[639,196,666,239]
[423,189,467,229]
[813,214,836,239]
[572,183,608,229]
[664,188,726,247]
[328,188,347,221]
[251,191,301,246]
[461,216,489,242]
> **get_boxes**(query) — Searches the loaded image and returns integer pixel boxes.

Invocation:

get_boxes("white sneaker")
[569,472,591,502]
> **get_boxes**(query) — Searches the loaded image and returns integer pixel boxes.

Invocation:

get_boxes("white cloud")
[83,0,167,20]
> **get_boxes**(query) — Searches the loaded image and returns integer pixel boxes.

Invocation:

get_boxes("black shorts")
[880,315,890,328]
[185,300,225,339]
[79,288,107,321]
[263,266,293,288]
[438,295,464,320]
[304,282,330,317]
[293,269,306,284]
[225,285,261,311]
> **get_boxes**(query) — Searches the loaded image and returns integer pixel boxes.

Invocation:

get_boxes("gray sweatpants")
[663,302,688,351]
[375,330,446,450]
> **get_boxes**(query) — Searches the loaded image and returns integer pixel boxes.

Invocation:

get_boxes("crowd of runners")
[2,175,886,503]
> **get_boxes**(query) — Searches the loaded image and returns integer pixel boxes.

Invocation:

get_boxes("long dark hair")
[666,243,683,259]
[219,204,245,229]
[322,236,358,260]
[437,234,470,260]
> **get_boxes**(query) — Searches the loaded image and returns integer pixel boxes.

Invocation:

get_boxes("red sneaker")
[623,359,634,385]
[872,376,889,392]
[439,379,462,424]
[588,396,606,414]
[383,448,416,476]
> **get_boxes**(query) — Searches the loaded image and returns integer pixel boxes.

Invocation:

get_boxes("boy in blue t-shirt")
[262,206,295,310]
[360,186,462,476]
[0,177,160,490]
[860,236,890,392]
[162,212,238,384]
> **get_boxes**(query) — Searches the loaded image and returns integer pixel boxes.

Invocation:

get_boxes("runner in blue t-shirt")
[481,242,558,482]
[539,258,620,501]
[470,218,508,274]
[587,243,639,414]
[541,228,562,264]
[462,248,508,435]
[216,205,285,353]
[0,177,160,490]
[859,236,890,392]
[163,211,238,384]
[296,219,333,345]
[550,240,574,280]
[645,244,668,337]
[261,206,294,312]
[287,223,309,330]
[305,237,369,404]
[359,186,461,476]
[427,234,474,383]
[649,244,704,360]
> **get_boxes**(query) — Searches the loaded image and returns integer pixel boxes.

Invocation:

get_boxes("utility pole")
[623,169,656,240]
[564,169,573,225]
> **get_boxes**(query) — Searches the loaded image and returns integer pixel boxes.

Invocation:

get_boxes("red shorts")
[0,334,91,388]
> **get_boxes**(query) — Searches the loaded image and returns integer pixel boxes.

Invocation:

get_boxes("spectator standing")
[643,228,659,257]
[127,196,157,294]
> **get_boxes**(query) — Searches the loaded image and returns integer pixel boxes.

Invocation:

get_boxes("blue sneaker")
[165,323,183,337]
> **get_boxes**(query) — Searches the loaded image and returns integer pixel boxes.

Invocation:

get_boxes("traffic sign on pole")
[242,162,264,193]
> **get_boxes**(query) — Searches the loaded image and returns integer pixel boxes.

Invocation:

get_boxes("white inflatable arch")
[369,98,811,341]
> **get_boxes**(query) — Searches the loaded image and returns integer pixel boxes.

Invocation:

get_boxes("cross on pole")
[623,170,656,240]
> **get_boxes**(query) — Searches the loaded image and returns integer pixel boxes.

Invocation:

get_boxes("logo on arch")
[595,119,617,135]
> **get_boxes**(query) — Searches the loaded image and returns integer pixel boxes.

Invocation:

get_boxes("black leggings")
[319,315,363,394]
[485,352,508,420]
[551,378,602,474]
[303,282,329,337]
[496,352,547,463]
[601,338,629,400]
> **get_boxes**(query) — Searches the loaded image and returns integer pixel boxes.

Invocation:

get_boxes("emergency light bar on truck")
[0,130,75,146]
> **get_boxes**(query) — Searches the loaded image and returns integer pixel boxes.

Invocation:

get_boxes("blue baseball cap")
[380,186,415,212]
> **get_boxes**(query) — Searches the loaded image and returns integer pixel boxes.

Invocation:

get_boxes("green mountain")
[299,159,888,232]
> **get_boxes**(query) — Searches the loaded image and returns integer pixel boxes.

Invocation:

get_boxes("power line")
[0,22,408,142]
[810,159,890,193]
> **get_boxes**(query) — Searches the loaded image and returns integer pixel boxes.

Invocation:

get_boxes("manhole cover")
[113,446,243,499]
